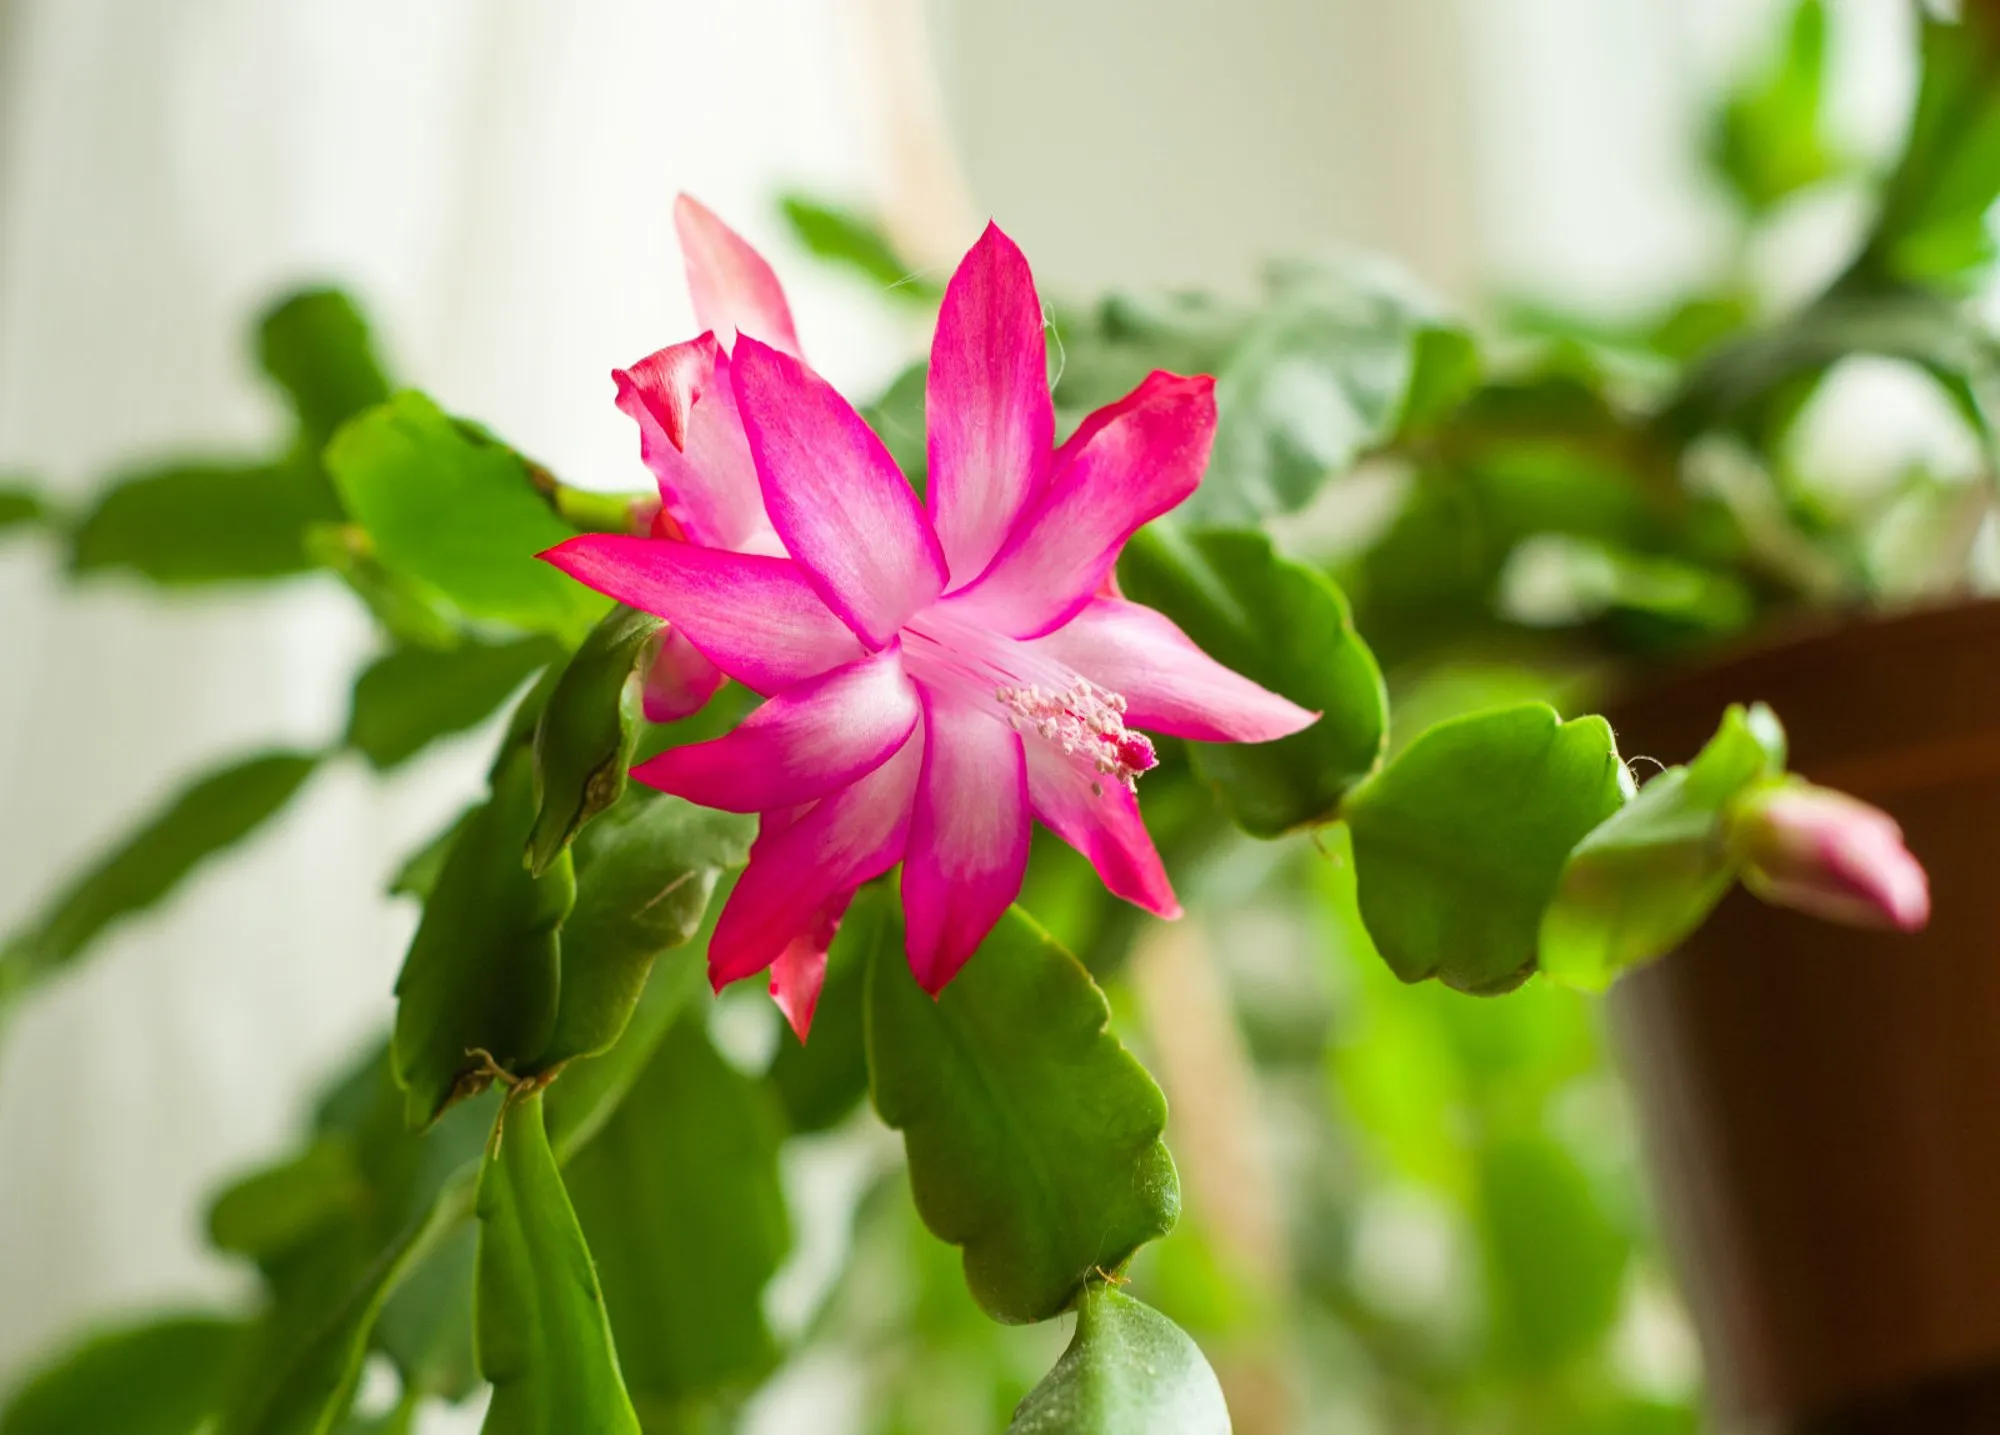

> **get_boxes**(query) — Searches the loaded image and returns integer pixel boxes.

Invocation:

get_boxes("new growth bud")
[1724,779,1930,933]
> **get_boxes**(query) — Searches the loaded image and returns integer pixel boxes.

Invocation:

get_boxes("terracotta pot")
[1607,599,2000,1435]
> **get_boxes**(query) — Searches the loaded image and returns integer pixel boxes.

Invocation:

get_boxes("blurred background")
[0,1,1940,1431]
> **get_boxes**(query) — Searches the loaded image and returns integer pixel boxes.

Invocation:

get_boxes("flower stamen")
[997,678,1157,790]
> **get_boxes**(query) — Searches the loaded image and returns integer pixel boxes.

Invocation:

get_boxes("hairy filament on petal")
[996,679,1156,790]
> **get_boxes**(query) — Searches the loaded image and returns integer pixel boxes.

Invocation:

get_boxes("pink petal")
[642,625,726,722]
[927,222,1053,587]
[676,193,803,357]
[950,372,1217,638]
[1025,743,1180,919]
[768,893,851,1041]
[615,341,773,551]
[541,535,864,693]
[632,649,920,813]
[731,337,948,647]
[709,737,922,988]
[1028,598,1317,743]
[901,688,1030,993]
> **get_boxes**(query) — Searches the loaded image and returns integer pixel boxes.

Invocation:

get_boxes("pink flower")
[1725,779,1930,933]
[548,219,1314,1034]
[613,195,804,723]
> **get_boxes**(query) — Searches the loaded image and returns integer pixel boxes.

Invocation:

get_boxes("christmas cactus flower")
[614,195,805,721]
[546,222,1314,1032]
[1725,778,1930,932]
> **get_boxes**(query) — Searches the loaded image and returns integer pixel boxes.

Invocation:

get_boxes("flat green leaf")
[208,1140,367,1262]
[1395,324,1481,435]
[305,524,462,651]
[1708,0,1842,214]
[1005,1285,1229,1435]
[0,487,46,532]
[373,1223,480,1403]
[0,1314,240,1435]
[863,360,930,496]
[1867,13,2000,288]
[867,904,1180,1323]
[346,637,563,771]
[1541,704,1786,991]
[527,605,661,874]
[69,462,339,584]
[1342,704,1629,993]
[1191,256,1446,523]
[258,290,392,451]
[475,1092,641,1435]
[1477,1132,1631,1373]
[533,790,753,1071]
[0,751,319,1005]
[386,806,475,903]
[566,1013,790,1419]
[780,194,939,302]
[1119,524,1386,836]
[327,393,606,642]
[766,884,884,1133]
[392,747,574,1126]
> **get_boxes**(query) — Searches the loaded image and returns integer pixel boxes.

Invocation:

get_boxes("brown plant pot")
[1606,599,2000,1434]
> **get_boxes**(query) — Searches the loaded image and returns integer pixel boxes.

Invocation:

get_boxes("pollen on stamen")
[996,679,1158,790]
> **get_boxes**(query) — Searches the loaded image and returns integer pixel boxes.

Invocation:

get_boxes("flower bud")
[1724,779,1930,932]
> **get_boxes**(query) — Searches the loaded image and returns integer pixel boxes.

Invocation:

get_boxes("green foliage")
[392,745,575,1126]
[68,461,340,584]
[867,904,1181,1324]
[1006,1285,1228,1435]
[527,605,661,875]
[474,1092,641,1435]
[1343,705,1630,993]
[326,392,605,643]
[257,289,393,452]
[346,637,563,771]
[0,1314,240,1435]
[0,485,44,531]
[566,1013,791,1422]
[779,195,940,302]
[1542,704,1787,991]
[0,750,318,1008]
[1119,523,1387,835]
[767,881,881,1133]
[1708,0,1842,214]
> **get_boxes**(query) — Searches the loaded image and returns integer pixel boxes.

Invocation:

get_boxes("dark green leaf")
[767,885,883,1133]
[863,361,930,497]
[0,487,46,532]
[1342,704,1629,993]
[527,605,661,874]
[70,462,339,584]
[327,393,606,642]
[258,290,393,450]
[1478,1132,1631,1372]
[534,791,752,1072]
[373,1224,479,1403]
[780,194,940,301]
[392,747,574,1126]
[475,1092,641,1435]
[0,751,319,1005]
[347,637,563,771]
[1541,703,1785,991]
[1005,1285,1229,1435]
[566,1014,790,1419]
[208,1140,366,1262]
[867,904,1180,1323]
[1119,524,1386,836]
[386,807,475,903]
[0,1314,240,1435]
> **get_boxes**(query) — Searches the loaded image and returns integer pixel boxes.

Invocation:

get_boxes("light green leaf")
[527,605,661,874]
[1005,1285,1229,1435]
[327,393,606,642]
[69,462,339,584]
[1395,324,1481,435]
[1867,13,2000,288]
[780,194,940,302]
[0,751,319,1007]
[1342,704,1629,993]
[532,791,753,1072]
[305,524,462,651]
[566,1014,790,1420]
[1477,1132,1632,1373]
[867,904,1180,1323]
[257,289,393,451]
[346,637,563,771]
[392,747,574,1126]
[1541,703,1786,991]
[208,1139,366,1262]
[1119,524,1386,836]
[0,1314,240,1435]
[475,1092,641,1435]
[1708,0,1842,215]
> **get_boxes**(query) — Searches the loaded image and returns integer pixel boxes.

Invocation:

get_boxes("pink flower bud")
[1725,780,1930,933]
